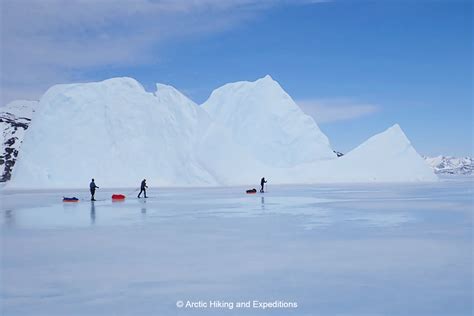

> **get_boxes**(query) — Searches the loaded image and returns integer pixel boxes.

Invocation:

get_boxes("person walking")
[138,179,148,198]
[260,177,267,193]
[90,178,99,201]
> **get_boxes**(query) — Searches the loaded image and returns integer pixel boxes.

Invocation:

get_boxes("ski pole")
[128,188,139,196]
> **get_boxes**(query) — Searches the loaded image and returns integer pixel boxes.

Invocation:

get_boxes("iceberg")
[7,76,437,188]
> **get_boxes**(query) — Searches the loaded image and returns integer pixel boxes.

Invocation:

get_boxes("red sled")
[111,194,126,200]
[246,189,257,194]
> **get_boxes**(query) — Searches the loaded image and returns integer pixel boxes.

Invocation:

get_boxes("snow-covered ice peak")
[202,75,335,167]
[385,123,408,139]
[348,124,411,155]
[256,74,276,85]
[154,83,197,108]
[203,75,297,116]
[340,124,437,182]
[97,77,146,92]
[154,82,211,134]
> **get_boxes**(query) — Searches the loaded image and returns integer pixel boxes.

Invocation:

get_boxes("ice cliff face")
[424,156,473,175]
[0,100,37,182]
[202,75,335,167]
[6,76,437,188]
[9,78,216,188]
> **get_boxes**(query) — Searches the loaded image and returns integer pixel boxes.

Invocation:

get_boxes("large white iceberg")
[7,76,437,188]
[291,124,438,183]
[202,75,335,167]
[8,78,216,188]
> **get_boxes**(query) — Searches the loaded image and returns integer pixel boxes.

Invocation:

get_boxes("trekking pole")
[128,188,139,196]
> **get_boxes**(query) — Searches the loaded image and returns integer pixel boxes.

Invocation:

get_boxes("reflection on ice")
[0,191,410,229]
[0,182,471,230]
[0,180,472,316]
[90,202,96,225]
[140,200,147,215]
[3,209,15,227]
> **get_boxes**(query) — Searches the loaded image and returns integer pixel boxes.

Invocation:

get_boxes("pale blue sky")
[1,0,472,156]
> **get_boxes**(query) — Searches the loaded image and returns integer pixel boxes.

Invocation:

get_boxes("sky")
[1,0,472,156]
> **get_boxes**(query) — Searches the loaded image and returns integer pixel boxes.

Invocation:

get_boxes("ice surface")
[1,178,472,315]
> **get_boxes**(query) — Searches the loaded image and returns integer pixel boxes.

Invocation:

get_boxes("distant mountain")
[424,156,473,175]
[333,150,344,157]
[0,100,37,182]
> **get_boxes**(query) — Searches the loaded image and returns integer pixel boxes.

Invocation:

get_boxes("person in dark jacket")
[138,179,148,198]
[90,178,99,201]
[260,177,267,193]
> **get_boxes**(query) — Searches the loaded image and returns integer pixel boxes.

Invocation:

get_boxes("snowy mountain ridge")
[4,76,438,188]
[0,100,37,182]
[424,155,473,175]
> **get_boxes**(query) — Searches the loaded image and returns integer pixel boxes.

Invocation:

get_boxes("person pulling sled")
[90,179,99,201]
[260,177,267,193]
[138,179,148,198]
